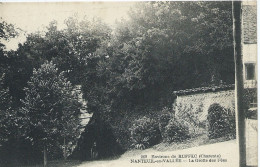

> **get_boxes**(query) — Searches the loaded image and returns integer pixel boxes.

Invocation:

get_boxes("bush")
[243,88,257,109]
[226,111,236,139]
[159,113,171,130]
[130,116,161,149]
[162,117,190,143]
[159,108,173,126]
[207,103,236,139]
[158,108,173,139]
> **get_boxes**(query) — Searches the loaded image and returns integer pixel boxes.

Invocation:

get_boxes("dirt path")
[74,140,239,167]
[74,119,257,167]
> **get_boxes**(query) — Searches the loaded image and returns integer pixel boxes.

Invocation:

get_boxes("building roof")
[243,5,257,44]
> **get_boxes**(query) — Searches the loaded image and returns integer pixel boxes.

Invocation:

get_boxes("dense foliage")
[20,61,82,159]
[162,117,191,143]
[0,1,237,164]
[158,108,173,134]
[130,116,161,149]
[17,18,111,85]
[0,20,39,165]
[0,74,16,144]
[4,1,235,116]
[207,103,236,139]
[88,1,234,115]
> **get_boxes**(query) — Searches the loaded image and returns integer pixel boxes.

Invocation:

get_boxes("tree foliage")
[0,2,236,162]
[0,19,26,145]
[123,1,234,87]
[17,17,111,85]
[20,61,82,158]
[0,74,15,143]
[84,1,234,114]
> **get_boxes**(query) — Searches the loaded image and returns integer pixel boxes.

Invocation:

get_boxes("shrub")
[243,88,257,119]
[226,111,236,139]
[243,88,257,109]
[159,108,173,130]
[207,103,236,139]
[130,116,161,149]
[162,117,190,143]
[159,113,171,130]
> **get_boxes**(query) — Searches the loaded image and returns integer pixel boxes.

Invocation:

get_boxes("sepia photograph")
[0,1,257,167]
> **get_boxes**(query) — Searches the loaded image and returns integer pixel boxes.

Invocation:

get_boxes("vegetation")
[92,1,234,115]
[0,74,14,145]
[158,108,173,134]
[20,61,82,164]
[161,116,191,143]
[207,103,236,139]
[0,1,237,165]
[130,116,161,149]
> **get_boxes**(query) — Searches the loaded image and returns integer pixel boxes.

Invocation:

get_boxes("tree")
[76,3,236,150]
[0,18,32,106]
[17,17,111,85]
[14,17,112,159]
[20,61,81,166]
[0,74,15,144]
[92,1,235,113]
[0,19,18,144]
[123,1,234,88]
[0,18,18,46]
[0,18,19,74]
[0,19,33,166]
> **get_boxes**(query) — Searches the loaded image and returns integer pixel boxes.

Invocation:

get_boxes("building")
[242,1,257,116]
[242,1,257,89]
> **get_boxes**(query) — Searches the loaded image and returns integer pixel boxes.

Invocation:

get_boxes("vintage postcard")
[0,1,257,167]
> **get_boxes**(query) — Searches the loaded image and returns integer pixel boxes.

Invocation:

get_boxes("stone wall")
[173,90,235,134]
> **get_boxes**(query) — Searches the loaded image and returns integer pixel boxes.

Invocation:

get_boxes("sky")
[0,2,136,50]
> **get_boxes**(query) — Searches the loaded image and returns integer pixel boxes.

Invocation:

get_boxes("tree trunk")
[43,146,47,167]
[95,111,101,159]
[64,137,67,160]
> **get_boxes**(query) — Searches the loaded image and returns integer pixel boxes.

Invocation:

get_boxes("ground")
[73,119,257,167]
[74,140,239,167]
[21,119,257,167]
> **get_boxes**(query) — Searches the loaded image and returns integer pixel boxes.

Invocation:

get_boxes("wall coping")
[173,84,235,96]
